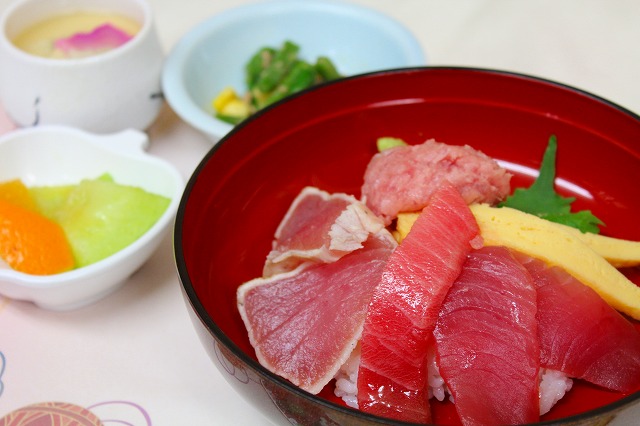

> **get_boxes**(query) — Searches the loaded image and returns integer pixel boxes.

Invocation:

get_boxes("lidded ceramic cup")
[0,0,164,133]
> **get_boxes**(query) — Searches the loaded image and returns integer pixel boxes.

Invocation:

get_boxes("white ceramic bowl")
[0,126,184,310]
[162,0,426,142]
[0,0,164,133]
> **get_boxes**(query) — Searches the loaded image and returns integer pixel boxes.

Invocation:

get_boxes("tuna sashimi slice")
[238,232,397,394]
[517,253,640,393]
[361,139,512,225]
[263,186,385,276]
[357,183,481,423]
[434,246,540,426]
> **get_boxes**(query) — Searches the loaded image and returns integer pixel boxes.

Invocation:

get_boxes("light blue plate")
[162,0,426,141]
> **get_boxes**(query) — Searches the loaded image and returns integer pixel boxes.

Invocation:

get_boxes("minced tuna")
[361,139,512,225]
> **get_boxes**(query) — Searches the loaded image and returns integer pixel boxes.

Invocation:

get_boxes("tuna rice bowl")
[175,68,640,426]
[236,137,640,425]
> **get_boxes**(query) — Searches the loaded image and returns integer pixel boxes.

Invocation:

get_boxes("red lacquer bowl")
[175,67,640,425]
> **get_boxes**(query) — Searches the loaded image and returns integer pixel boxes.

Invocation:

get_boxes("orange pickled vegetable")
[0,199,75,275]
[0,179,37,211]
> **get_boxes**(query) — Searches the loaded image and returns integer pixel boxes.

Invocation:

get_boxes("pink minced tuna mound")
[361,139,512,224]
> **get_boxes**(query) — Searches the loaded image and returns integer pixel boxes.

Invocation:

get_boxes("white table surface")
[0,0,639,425]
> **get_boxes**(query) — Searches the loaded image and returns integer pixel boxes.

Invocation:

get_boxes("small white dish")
[0,125,184,310]
[162,0,426,142]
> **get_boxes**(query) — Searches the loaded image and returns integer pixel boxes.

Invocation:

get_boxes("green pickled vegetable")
[215,113,246,125]
[212,39,345,125]
[254,41,300,94]
[376,137,408,152]
[315,56,341,81]
[246,47,276,89]
[263,60,318,107]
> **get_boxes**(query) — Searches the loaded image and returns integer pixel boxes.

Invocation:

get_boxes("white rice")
[539,368,573,415]
[427,346,452,403]
[333,344,361,409]
[333,343,573,415]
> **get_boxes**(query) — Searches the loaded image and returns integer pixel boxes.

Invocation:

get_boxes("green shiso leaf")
[499,135,604,234]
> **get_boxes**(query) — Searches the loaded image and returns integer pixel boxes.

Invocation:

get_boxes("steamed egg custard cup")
[0,0,164,133]
[161,0,426,142]
[0,126,183,310]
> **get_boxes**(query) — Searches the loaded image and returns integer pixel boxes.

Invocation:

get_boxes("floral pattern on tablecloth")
[0,352,152,426]
[0,400,153,426]
[0,402,102,426]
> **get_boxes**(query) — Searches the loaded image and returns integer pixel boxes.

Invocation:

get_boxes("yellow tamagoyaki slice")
[555,226,640,268]
[395,205,640,320]
[395,211,420,243]
[396,207,640,267]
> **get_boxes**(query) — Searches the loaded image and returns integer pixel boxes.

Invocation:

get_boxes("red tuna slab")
[263,186,385,276]
[434,246,540,426]
[361,139,511,225]
[357,183,481,423]
[518,253,640,393]
[238,232,397,394]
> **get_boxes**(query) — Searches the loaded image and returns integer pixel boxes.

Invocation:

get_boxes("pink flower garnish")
[54,23,133,56]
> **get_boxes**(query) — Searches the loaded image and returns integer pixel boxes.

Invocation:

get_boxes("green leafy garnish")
[499,135,604,233]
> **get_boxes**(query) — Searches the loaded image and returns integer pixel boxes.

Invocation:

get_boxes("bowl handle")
[92,129,150,156]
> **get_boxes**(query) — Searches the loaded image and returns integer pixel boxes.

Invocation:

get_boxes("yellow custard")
[12,11,140,59]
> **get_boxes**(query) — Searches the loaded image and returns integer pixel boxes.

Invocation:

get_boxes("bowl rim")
[0,124,184,287]
[175,65,640,425]
[161,0,426,141]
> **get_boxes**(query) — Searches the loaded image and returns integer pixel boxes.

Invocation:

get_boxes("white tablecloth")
[0,0,639,424]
